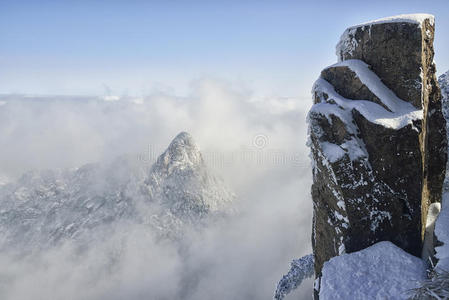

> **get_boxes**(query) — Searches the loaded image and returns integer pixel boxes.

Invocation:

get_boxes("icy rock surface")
[435,71,449,270]
[274,254,314,300]
[309,13,446,285]
[0,132,234,252]
[319,241,426,300]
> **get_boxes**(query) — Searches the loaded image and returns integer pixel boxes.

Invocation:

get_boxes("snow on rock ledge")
[351,13,434,29]
[319,241,426,300]
[317,59,422,129]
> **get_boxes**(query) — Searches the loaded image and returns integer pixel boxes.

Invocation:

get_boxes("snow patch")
[422,202,440,264]
[334,211,349,224]
[320,142,346,163]
[313,75,422,130]
[336,200,345,210]
[326,60,418,113]
[353,13,434,28]
[320,241,426,300]
[338,239,345,255]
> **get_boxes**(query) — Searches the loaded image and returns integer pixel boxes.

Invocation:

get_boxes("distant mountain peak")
[172,131,194,146]
[167,131,199,159]
[0,131,234,252]
[153,132,204,176]
[439,71,449,119]
[440,71,449,90]
[147,131,233,220]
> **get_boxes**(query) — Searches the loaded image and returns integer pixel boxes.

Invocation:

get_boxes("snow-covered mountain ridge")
[145,132,233,220]
[435,71,449,271]
[0,132,234,253]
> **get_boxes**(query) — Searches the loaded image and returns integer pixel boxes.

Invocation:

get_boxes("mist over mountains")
[0,131,234,254]
[0,79,313,299]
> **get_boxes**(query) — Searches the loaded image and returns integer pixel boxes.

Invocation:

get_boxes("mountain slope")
[440,70,449,124]
[0,132,234,252]
[145,132,233,220]
[435,71,449,270]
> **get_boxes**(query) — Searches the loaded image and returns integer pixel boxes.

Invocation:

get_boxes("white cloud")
[0,78,313,299]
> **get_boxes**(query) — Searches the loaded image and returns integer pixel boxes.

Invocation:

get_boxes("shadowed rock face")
[308,15,447,295]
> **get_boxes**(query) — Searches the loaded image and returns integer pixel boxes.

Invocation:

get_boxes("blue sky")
[0,0,448,97]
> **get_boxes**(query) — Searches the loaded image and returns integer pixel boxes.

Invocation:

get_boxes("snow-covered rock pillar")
[308,14,446,296]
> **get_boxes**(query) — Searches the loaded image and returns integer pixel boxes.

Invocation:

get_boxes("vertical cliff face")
[308,14,447,289]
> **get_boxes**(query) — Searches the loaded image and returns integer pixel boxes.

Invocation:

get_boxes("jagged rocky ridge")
[434,71,449,271]
[0,132,234,252]
[440,70,449,143]
[308,14,447,297]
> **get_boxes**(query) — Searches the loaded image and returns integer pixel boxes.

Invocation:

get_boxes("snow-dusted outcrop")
[0,132,234,252]
[308,14,446,297]
[0,158,146,251]
[435,71,449,270]
[145,132,233,222]
[440,71,449,102]
[319,241,426,300]
[274,254,314,300]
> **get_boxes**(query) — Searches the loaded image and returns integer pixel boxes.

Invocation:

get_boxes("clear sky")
[0,0,448,97]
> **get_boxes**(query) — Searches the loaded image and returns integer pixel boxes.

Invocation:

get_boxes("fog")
[0,78,313,299]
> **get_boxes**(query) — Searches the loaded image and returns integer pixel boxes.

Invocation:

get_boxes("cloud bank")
[0,78,313,299]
